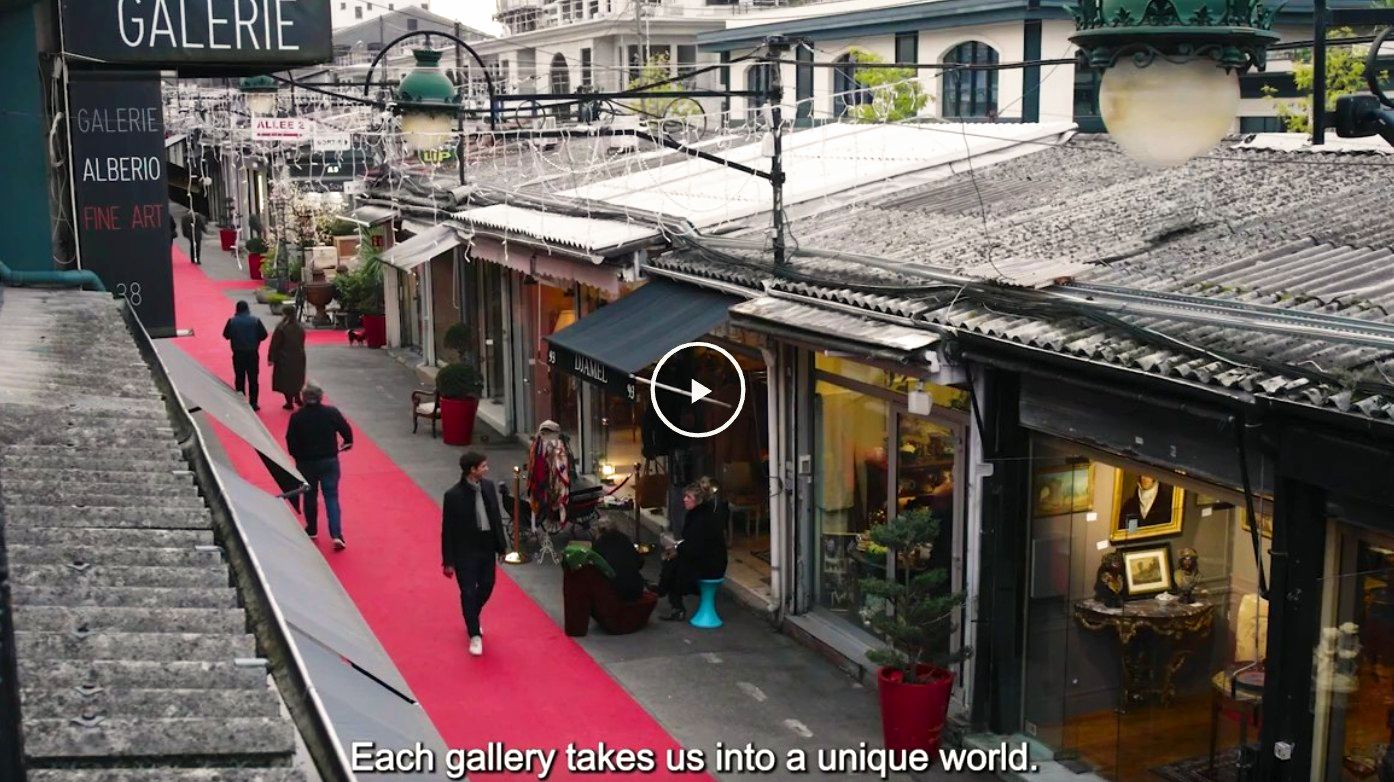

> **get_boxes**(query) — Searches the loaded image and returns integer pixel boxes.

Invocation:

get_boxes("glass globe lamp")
[1099,58,1240,167]
[395,49,460,153]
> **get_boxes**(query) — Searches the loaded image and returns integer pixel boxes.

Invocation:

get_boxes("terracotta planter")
[877,664,954,756]
[304,281,336,324]
[360,313,386,348]
[219,228,236,251]
[248,252,263,280]
[439,395,479,446]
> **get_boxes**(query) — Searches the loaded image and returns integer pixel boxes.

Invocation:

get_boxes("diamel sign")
[68,72,175,335]
[62,0,332,66]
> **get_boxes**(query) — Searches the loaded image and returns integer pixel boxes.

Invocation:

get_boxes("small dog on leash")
[347,329,366,346]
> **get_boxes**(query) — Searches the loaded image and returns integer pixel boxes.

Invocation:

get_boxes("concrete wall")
[0,5,54,270]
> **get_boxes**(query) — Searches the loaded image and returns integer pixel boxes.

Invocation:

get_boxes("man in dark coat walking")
[285,383,353,549]
[181,210,206,264]
[442,451,507,656]
[222,301,268,410]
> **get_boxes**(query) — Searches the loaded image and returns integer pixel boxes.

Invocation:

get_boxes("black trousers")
[658,558,696,611]
[232,350,260,407]
[454,552,496,638]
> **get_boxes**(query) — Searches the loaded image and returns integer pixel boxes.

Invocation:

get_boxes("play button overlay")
[647,341,746,439]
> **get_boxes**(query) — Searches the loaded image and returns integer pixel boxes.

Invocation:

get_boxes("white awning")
[454,204,659,256]
[379,224,462,271]
[340,204,399,227]
[730,296,937,358]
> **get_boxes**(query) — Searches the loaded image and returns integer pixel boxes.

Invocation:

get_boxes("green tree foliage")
[859,508,970,683]
[847,47,931,123]
[1265,28,1387,132]
[626,53,700,124]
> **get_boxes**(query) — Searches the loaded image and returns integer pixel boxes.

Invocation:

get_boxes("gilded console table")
[1074,598,1216,707]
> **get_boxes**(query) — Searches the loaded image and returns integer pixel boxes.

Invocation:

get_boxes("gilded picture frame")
[1109,469,1185,542]
[1033,463,1095,517]
[1240,508,1274,540]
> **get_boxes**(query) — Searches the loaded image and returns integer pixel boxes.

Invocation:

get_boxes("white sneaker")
[469,636,483,656]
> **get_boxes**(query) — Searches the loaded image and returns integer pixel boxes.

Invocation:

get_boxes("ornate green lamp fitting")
[238,74,278,94]
[1070,0,1280,72]
[394,49,460,116]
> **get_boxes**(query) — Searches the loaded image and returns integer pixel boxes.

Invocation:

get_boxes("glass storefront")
[1022,436,1273,780]
[811,354,968,643]
[1313,522,1394,779]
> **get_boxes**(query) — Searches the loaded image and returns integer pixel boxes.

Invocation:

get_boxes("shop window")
[941,41,998,120]
[1022,437,1273,780]
[1312,526,1394,779]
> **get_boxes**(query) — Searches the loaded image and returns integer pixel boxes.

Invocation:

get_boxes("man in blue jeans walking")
[286,383,354,550]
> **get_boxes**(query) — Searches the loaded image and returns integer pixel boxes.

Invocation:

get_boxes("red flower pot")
[219,228,236,252]
[360,313,386,348]
[248,252,263,281]
[877,664,954,756]
[439,395,479,446]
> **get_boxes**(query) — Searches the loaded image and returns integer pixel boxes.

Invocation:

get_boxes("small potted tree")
[246,236,268,281]
[442,322,473,363]
[435,363,483,446]
[861,507,969,756]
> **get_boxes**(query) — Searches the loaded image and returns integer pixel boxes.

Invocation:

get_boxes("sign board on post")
[68,72,175,335]
[253,117,314,141]
[313,132,352,152]
[60,0,333,68]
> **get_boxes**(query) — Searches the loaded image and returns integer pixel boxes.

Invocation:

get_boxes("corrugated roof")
[731,296,937,352]
[454,203,659,256]
[0,288,303,779]
[650,135,1394,420]
[561,121,1077,229]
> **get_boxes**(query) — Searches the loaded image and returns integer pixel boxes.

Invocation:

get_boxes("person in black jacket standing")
[223,301,268,410]
[286,384,353,549]
[442,451,507,656]
[657,483,728,621]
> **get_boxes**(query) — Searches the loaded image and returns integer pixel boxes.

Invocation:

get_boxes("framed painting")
[1110,469,1185,542]
[1122,545,1173,597]
[1034,463,1095,517]
[1240,508,1274,540]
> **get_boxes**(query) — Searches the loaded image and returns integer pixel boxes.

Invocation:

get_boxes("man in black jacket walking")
[286,384,354,549]
[223,301,268,410]
[442,451,507,656]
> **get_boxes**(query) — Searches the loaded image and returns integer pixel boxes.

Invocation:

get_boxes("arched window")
[745,63,771,125]
[941,41,999,119]
[549,53,571,120]
[832,54,870,118]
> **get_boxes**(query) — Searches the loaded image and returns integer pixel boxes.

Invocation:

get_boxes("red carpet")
[170,247,703,779]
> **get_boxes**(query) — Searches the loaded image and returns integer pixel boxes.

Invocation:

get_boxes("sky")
[431,0,505,37]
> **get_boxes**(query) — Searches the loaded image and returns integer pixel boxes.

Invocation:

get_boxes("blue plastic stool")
[690,578,725,629]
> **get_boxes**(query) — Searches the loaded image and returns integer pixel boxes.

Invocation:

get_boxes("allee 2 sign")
[63,0,332,67]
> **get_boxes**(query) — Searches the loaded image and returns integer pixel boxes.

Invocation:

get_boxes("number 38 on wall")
[115,282,143,307]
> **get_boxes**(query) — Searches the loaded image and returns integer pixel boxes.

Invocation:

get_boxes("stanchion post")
[504,465,527,565]
[633,461,652,555]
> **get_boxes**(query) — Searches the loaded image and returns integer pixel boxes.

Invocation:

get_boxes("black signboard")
[61,0,332,69]
[287,149,371,191]
[546,343,637,401]
[68,72,175,335]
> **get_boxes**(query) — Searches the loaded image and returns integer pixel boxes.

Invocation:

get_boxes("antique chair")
[411,389,440,438]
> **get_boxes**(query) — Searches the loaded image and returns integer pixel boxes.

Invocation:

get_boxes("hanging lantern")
[239,75,279,116]
[395,49,460,153]
[1071,0,1278,166]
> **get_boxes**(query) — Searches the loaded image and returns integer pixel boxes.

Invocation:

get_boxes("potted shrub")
[861,507,969,756]
[435,363,484,446]
[336,240,386,347]
[246,236,268,281]
[442,322,474,363]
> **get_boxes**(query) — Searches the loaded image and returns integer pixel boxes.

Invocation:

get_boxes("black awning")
[545,279,740,399]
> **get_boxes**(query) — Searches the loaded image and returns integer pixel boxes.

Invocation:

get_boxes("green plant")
[860,507,969,683]
[246,236,268,255]
[329,219,360,237]
[443,322,473,362]
[436,363,484,399]
[848,48,931,123]
[266,292,289,305]
[1265,28,1389,132]
[626,54,699,126]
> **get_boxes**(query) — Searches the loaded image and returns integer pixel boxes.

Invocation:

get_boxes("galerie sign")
[68,72,175,335]
[62,0,332,67]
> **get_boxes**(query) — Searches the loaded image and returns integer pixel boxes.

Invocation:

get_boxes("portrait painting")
[1033,463,1095,517]
[1110,468,1185,542]
[1122,545,1173,596]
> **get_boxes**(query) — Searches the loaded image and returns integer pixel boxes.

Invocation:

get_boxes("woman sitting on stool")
[657,483,728,621]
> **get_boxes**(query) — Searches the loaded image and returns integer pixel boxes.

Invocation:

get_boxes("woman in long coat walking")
[267,304,307,409]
